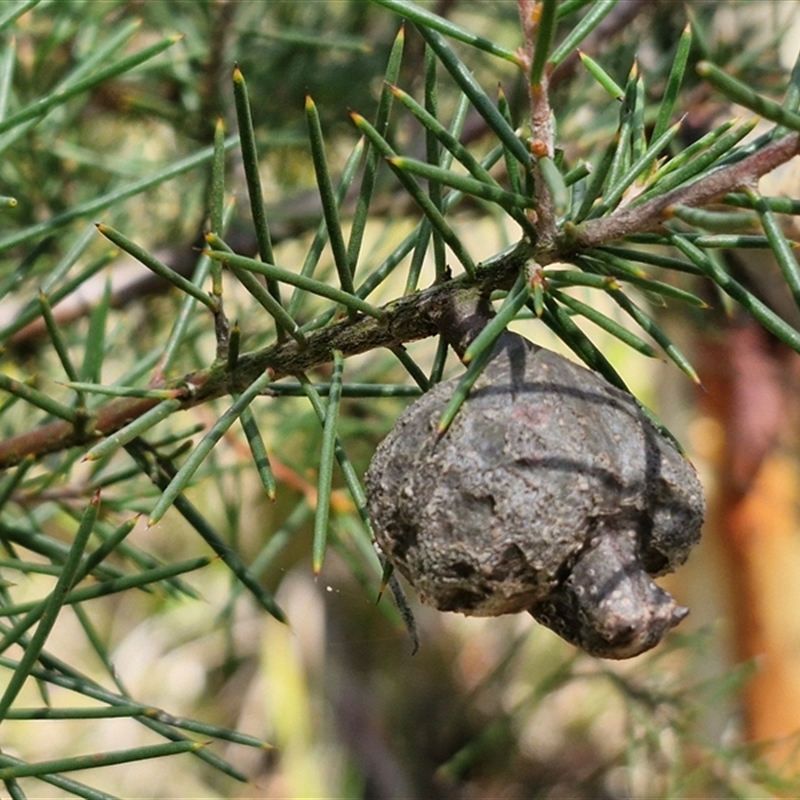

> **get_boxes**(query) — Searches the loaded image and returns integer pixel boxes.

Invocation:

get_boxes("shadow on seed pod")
[366,331,705,659]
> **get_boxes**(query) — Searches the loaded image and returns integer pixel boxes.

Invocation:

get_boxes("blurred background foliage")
[2,0,800,797]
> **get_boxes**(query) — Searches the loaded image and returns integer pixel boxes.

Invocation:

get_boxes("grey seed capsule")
[365,333,704,659]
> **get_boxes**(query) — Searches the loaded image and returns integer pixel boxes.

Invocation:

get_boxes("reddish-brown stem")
[517,1,558,247]
[573,132,800,249]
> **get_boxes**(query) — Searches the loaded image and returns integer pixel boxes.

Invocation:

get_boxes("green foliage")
[1,0,799,795]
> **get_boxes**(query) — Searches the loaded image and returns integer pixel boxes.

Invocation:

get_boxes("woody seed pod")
[366,332,704,659]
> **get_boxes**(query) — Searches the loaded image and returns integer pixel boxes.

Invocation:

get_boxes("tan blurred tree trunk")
[702,320,800,772]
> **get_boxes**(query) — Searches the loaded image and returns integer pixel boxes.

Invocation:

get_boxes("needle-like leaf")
[698,61,800,132]
[530,0,558,89]
[579,50,624,99]
[147,370,275,527]
[232,65,283,337]
[0,492,99,718]
[370,0,520,64]
[652,23,692,142]
[352,112,477,276]
[0,740,203,781]
[746,187,800,310]
[97,225,217,311]
[306,96,356,305]
[313,350,345,573]
[462,272,530,364]
[549,0,619,67]
[205,246,386,320]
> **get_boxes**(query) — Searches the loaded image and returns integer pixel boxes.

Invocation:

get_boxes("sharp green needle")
[313,350,345,573]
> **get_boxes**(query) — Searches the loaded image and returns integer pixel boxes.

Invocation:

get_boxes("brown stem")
[0,244,531,470]
[531,77,557,248]
[518,1,558,248]
[574,132,800,248]
[4,128,799,470]
[422,286,496,360]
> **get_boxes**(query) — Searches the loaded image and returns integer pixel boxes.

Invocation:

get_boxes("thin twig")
[573,131,800,248]
[518,0,558,247]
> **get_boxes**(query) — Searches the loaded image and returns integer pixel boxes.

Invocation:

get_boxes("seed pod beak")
[529,533,691,659]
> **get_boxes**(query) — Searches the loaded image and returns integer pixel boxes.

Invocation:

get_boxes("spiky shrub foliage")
[0,0,799,796]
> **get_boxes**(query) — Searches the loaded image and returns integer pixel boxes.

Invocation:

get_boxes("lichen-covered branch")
[3,127,799,471]
[0,244,530,470]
